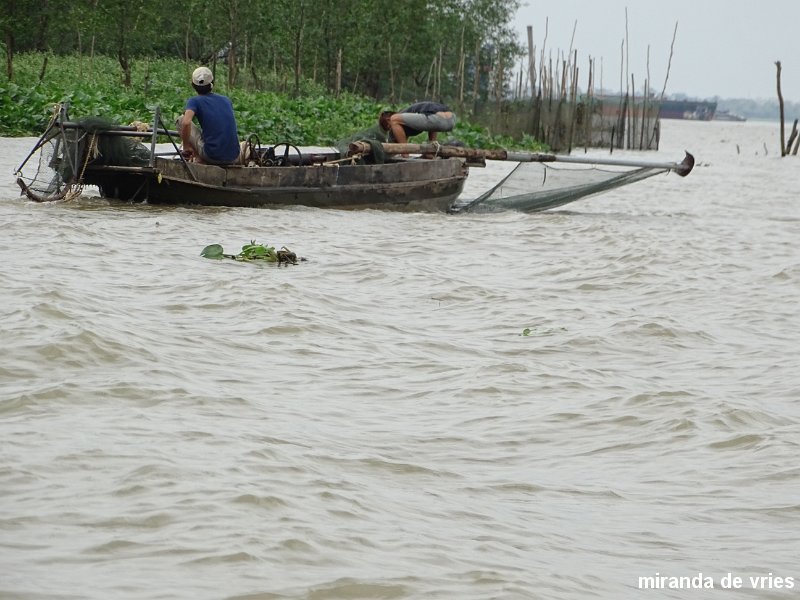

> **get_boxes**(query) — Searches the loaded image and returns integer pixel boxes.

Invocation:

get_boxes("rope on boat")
[323,154,362,165]
[63,132,98,201]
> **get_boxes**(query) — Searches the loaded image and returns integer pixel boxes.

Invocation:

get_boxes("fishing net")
[77,117,152,166]
[452,161,670,213]
[16,125,84,201]
[16,113,153,202]
[334,124,388,164]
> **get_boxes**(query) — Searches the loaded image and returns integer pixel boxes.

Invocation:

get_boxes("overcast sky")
[512,0,800,102]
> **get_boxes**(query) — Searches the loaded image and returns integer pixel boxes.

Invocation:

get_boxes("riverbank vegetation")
[1,0,550,150]
[1,52,541,149]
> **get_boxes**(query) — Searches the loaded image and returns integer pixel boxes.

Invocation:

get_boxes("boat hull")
[84,156,467,212]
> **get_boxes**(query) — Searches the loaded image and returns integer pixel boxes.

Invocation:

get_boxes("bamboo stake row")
[472,18,677,152]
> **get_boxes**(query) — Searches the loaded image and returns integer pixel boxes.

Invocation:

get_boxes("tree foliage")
[2,0,521,105]
[0,52,547,153]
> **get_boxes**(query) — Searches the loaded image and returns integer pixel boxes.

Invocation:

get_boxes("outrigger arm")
[348,141,695,177]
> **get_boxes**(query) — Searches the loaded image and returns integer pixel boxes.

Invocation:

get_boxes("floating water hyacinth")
[201,241,302,265]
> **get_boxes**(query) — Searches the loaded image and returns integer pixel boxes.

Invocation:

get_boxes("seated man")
[385,102,456,144]
[178,66,240,165]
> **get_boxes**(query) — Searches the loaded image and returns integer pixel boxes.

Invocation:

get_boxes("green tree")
[2,0,524,107]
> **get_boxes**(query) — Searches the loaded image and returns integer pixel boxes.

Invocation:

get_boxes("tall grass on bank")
[0,52,546,150]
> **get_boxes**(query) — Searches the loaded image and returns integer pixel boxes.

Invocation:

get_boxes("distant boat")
[713,110,747,122]
[658,99,717,121]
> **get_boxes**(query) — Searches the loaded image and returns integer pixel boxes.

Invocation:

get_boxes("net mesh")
[452,161,669,213]
[16,126,90,201]
[16,115,152,202]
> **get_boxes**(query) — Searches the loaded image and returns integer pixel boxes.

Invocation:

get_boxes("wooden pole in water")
[776,61,786,156]
[628,73,635,150]
[527,26,536,99]
[458,24,466,105]
[786,119,798,154]
[639,76,647,150]
[643,48,650,149]
[495,55,504,133]
[567,51,578,153]
[584,57,593,151]
[615,40,625,150]
[472,38,480,114]
[526,25,538,138]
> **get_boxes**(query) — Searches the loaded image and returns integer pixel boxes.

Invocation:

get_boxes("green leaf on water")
[201,244,225,259]
[239,241,277,262]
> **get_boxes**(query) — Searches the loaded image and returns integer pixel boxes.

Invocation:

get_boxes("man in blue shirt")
[178,66,240,165]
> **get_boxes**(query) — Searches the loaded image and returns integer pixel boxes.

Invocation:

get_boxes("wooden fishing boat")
[15,103,694,213]
[81,151,467,212]
[14,104,467,212]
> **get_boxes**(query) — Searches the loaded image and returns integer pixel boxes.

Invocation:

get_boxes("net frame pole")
[347,141,694,177]
[149,106,161,168]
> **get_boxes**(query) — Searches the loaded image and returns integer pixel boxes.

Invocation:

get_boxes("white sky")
[512,0,800,102]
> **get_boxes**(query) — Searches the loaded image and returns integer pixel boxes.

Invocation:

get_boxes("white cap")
[192,66,213,86]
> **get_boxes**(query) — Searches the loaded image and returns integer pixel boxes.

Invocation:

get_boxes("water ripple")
[1,123,799,599]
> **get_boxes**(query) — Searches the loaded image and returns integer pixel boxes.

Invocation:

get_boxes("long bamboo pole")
[346,141,695,176]
[527,26,535,99]
[56,122,179,137]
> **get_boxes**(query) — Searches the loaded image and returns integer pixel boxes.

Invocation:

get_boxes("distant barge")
[658,99,717,121]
